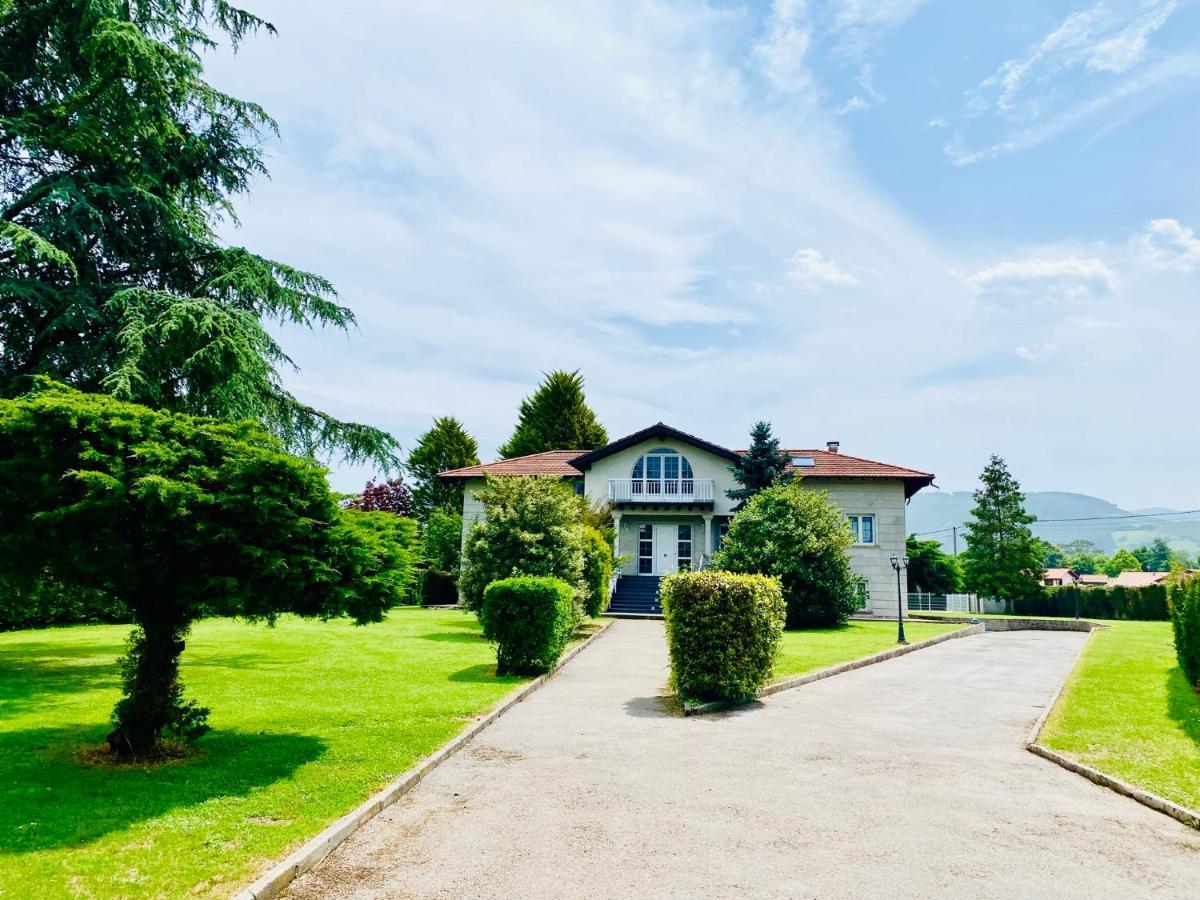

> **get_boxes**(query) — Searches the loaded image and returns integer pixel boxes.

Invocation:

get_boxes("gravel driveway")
[285,621,1200,899]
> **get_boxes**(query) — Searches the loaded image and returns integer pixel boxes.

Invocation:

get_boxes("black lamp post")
[890,554,909,644]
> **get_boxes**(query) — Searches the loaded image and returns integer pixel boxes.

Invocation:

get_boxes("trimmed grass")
[1040,621,1200,812]
[773,620,966,680]
[0,608,550,898]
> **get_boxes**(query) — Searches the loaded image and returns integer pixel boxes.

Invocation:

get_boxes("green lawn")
[1040,621,1200,812]
[0,608,550,898]
[773,620,965,680]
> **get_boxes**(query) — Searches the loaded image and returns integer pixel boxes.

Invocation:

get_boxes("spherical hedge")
[714,482,858,628]
[481,576,577,675]
[660,570,785,703]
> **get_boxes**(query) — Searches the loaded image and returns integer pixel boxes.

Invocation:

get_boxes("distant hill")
[907,491,1200,555]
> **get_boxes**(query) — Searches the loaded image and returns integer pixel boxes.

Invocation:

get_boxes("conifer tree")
[0,1,396,466]
[406,417,480,515]
[498,370,607,458]
[727,421,792,506]
[960,455,1044,611]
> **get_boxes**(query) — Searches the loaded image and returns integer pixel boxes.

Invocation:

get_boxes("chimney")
[826,440,840,453]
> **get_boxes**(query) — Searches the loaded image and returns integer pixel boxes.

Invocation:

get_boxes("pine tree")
[406,417,481,515]
[0,2,396,466]
[960,455,1044,611]
[726,421,792,505]
[498,370,607,458]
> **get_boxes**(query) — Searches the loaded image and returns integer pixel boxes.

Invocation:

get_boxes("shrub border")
[682,622,984,716]
[233,618,615,900]
[1023,625,1200,832]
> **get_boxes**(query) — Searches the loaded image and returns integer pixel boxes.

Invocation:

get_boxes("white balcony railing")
[608,478,715,503]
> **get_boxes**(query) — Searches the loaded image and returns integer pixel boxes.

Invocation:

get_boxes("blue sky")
[207,1,1200,508]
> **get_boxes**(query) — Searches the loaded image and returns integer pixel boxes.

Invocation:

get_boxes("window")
[716,520,729,550]
[638,524,653,574]
[677,524,692,572]
[631,448,694,495]
[792,456,815,467]
[848,514,875,545]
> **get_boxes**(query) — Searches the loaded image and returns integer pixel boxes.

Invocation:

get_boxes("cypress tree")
[498,370,607,458]
[407,416,481,515]
[960,455,1044,611]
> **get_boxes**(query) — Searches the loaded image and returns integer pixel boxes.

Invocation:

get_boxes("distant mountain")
[907,491,1200,555]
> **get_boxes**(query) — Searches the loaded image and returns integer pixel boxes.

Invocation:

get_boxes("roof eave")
[570,422,740,470]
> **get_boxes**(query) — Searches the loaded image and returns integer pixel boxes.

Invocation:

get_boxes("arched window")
[630,448,694,495]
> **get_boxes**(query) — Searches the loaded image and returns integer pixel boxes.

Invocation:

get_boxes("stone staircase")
[606,575,663,617]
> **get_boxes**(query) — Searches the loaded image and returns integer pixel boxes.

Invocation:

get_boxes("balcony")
[608,478,715,504]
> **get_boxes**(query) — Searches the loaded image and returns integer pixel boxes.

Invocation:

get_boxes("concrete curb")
[683,622,985,716]
[233,618,616,900]
[1023,627,1200,832]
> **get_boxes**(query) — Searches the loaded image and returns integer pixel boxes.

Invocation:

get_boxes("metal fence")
[907,592,978,613]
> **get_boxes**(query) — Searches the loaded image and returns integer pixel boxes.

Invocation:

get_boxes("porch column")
[612,513,622,558]
[702,513,713,560]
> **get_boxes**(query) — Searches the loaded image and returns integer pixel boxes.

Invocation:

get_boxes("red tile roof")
[437,449,586,480]
[1108,571,1169,588]
[438,443,933,494]
[779,449,934,482]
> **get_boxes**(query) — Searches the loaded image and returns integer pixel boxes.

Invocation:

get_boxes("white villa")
[438,423,935,617]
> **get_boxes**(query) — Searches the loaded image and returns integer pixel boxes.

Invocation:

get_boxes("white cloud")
[1134,218,1200,272]
[753,0,816,95]
[787,248,859,291]
[1015,341,1059,363]
[1087,0,1180,73]
[962,256,1118,304]
[948,0,1188,164]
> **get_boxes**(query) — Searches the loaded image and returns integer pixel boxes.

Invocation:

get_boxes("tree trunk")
[106,616,188,758]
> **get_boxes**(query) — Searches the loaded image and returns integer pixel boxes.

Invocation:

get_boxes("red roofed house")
[438,423,934,618]
[1042,568,1079,587]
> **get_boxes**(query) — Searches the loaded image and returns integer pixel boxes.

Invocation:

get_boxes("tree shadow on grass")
[1166,667,1200,748]
[0,725,325,853]
[416,631,487,644]
[446,663,524,686]
[0,641,122,715]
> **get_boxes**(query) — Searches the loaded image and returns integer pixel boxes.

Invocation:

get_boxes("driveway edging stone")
[1024,625,1200,832]
[234,618,616,900]
[683,622,985,716]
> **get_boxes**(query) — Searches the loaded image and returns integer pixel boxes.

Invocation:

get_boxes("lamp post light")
[890,554,909,645]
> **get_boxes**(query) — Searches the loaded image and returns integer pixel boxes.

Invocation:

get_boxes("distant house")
[438,422,934,617]
[1042,567,1079,587]
[1108,571,1169,589]
[1077,573,1111,587]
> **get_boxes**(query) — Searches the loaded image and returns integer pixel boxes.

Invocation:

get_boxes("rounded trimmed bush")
[714,481,858,628]
[481,576,577,675]
[660,570,786,703]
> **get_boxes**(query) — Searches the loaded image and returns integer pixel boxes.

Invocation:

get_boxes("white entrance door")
[654,524,678,575]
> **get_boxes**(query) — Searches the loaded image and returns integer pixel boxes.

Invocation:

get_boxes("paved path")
[287,622,1200,899]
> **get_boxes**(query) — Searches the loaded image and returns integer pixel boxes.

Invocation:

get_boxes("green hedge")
[660,570,785,703]
[1017,584,1169,620]
[1168,578,1200,689]
[480,576,577,675]
[580,526,613,618]
[0,577,129,631]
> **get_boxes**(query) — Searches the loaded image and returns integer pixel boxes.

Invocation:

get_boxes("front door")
[654,524,678,575]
